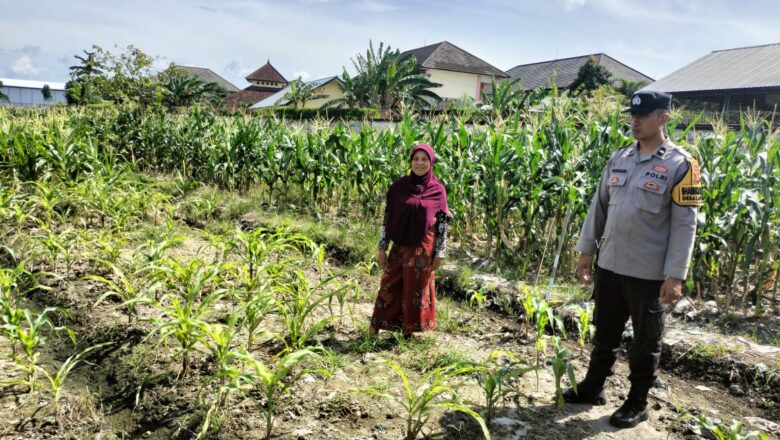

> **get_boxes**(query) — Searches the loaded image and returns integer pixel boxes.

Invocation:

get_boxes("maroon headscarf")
[385,144,450,246]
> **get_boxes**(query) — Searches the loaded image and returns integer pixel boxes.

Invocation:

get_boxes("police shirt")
[576,138,702,281]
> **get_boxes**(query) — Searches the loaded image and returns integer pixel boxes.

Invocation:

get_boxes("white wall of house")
[426,69,481,101]
[425,69,502,102]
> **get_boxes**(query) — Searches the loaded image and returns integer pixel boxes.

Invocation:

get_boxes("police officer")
[563,91,702,428]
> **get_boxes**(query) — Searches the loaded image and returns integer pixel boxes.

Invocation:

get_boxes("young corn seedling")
[520,286,537,335]
[692,415,769,440]
[467,287,488,325]
[274,271,349,351]
[87,260,159,324]
[473,350,535,423]
[550,336,577,408]
[532,299,551,389]
[236,348,325,440]
[575,304,595,357]
[237,290,275,349]
[357,360,490,440]
[38,342,113,414]
[148,257,226,379]
[3,307,76,394]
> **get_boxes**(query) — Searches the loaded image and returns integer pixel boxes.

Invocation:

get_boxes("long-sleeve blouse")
[378,209,448,258]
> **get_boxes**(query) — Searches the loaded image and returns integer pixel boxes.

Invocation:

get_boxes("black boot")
[561,374,608,405]
[609,399,648,428]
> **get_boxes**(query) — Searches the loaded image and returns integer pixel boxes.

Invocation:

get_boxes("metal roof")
[400,41,508,78]
[249,76,340,109]
[642,43,780,93]
[174,66,240,93]
[0,77,66,90]
[506,54,653,90]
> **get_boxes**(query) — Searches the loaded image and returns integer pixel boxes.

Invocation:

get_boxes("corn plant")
[550,336,577,408]
[148,257,226,378]
[38,342,113,411]
[693,415,768,440]
[274,271,351,351]
[531,296,564,389]
[237,290,275,349]
[357,360,490,440]
[2,307,75,393]
[235,348,325,440]
[467,287,488,325]
[575,304,595,357]
[520,286,537,334]
[472,350,534,423]
[36,227,80,276]
[87,260,159,324]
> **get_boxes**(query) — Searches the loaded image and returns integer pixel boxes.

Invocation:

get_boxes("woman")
[368,144,450,337]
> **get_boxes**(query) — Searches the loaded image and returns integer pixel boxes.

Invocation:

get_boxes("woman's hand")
[431,257,442,271]
[377,249,388,269]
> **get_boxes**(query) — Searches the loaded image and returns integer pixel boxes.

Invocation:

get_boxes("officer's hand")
[576,255,594,284]
[377,249,388,270]
[659,277,683,305]
[431,257,442,271]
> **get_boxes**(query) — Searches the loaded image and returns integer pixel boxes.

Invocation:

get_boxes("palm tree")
[161,69,228,107]
[278,78,327,109]
[325,41,441,114]
[615,79,649,98]
[322,70,371,109]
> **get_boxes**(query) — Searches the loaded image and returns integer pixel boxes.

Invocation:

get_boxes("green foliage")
[160,66,228,108]
[614,79,649,98]
[357,360,490,440]
[41,84,53,101]
[325,40,442,113]
[0,80,8,102]
[253,106,373,120]
[279,77,328,109]
[575,304,595,356]
[693,415,769,440]
[473,350,534,422]
[550,336,577,408]
[0,95,777,312]
[236,348,324,440]
[571,56,613,93]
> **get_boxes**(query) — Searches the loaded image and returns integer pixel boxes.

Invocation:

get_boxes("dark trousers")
[586,267,666,402]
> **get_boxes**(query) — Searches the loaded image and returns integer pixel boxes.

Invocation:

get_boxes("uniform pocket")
[608,173,627,199]
[634,178,667,213]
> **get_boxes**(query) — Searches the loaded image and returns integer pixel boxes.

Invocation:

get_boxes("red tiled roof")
[224,86,281,109]
[246,61,288,83]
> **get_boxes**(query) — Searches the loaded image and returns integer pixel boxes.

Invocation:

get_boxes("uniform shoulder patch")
[671,157,702,206]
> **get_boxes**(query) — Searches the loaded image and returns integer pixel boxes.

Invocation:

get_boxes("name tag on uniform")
[653,165,669,173]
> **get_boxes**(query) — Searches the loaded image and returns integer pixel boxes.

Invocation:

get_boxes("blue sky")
[1,0,779,88]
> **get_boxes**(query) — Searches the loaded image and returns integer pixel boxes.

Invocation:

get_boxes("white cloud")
[564,0,587,11]
[11,55,40,75]
[293,71,310,81]
[358,0,397,12]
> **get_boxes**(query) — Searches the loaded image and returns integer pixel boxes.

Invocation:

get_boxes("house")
[250,76,344,109]
[0,78,66,106]
[641,43,780,115]
[506,54,653,91]
[225,60,289,110]
[400,41,508,102]
[172,65,240,93]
